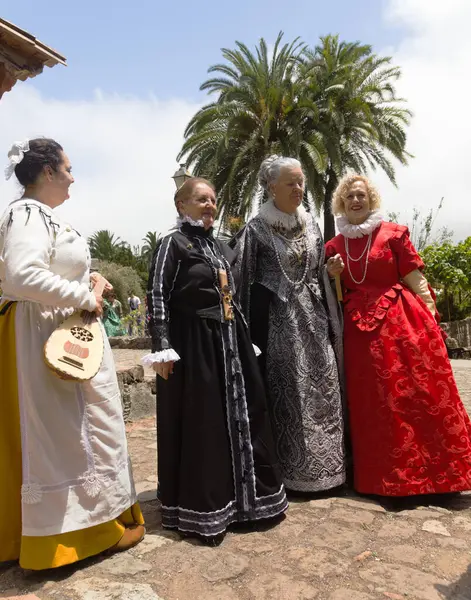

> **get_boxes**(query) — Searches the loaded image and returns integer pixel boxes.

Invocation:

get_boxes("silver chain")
[345,233,372,285]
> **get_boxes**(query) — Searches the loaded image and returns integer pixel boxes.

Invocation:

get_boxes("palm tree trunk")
[323,168,337,241]
[303,188,310,212]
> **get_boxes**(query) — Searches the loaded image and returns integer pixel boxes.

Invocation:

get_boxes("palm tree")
[177,33,328,227]
[178,33,412,240]
[88,230,125,262]
[302,35,412,239]
[141,231,161,266]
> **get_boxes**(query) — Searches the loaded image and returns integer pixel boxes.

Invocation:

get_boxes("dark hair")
[174,177,215,207]
[14,138,64,187]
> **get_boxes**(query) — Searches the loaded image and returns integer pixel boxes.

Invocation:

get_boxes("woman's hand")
[153,361,175,380]
[327,254,345,279]
[90,272,113,292]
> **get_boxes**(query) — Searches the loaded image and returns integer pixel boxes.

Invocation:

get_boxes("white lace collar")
[258,199,308,231]
[176,215,205,229]
[336,210,383,239]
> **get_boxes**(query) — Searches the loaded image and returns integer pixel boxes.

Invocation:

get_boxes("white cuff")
[141,349,181,366]
[253,344,262,357]
[83,291,97,312]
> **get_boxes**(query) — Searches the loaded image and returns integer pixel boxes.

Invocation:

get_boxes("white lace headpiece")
[5,140,30,180]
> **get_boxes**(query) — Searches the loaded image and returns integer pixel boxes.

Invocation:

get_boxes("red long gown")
[326,221,471,496]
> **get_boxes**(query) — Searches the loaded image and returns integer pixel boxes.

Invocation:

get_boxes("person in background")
[0,138,144,571]
[325,173,471,497]
[103,290,125,337]
[128,291,141,312]
[110,291,123,319]
[127,291,142,336]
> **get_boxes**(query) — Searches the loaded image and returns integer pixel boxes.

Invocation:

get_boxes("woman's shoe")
[108,524,146,554]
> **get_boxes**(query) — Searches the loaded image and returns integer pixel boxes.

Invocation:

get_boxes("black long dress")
[147,222,288,537]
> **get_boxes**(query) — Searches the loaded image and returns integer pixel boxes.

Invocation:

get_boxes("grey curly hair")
[258,155,304,196]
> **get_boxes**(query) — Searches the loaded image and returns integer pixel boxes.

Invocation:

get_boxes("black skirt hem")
[161,485,288,536]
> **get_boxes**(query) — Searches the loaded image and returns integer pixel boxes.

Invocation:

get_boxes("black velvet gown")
[146,222,287,537]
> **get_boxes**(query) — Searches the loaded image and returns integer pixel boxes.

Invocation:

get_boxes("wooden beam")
[0,61,17,99]
[0,18,66,67]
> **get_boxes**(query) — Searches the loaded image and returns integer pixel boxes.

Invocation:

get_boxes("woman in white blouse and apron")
[0,138,144,570]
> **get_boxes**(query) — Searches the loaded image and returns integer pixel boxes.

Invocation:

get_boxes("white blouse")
[0,198,96,310]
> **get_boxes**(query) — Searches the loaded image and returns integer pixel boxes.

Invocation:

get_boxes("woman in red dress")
[325,174,471,496]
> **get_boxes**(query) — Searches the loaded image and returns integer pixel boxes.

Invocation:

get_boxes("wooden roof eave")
[0,17,66,82]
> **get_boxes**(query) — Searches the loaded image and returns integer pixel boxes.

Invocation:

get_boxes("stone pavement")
[1,361,471,600]
[113,349,154,379]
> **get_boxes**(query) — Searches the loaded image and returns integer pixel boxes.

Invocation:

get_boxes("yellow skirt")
[0,301,144,570]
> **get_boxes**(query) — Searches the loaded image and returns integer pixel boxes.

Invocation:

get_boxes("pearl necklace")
[345,233,372,285]
[268,225,311,286]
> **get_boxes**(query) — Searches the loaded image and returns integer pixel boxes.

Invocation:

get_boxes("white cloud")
[1,3,470,247]
[374,0,471,241]
[0,86,200,246]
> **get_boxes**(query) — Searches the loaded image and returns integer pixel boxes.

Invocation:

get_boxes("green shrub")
[93,260,145,313]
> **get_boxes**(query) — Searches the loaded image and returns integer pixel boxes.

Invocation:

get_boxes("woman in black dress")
[145,177,287,540]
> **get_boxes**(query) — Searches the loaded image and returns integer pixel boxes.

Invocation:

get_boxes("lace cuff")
[141,349,180,366]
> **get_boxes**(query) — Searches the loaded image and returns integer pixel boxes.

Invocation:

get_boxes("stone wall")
[442,317,471,348]
[116,364,156,422]
[111,321,471,420]
[109,336,151,350]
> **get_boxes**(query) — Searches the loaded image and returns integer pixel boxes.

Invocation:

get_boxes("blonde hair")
[331,173,382,216]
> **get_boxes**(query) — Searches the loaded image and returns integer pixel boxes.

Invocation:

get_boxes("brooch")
[221,284,235,321]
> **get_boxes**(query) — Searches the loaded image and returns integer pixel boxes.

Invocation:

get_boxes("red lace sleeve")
[389,225,424,278]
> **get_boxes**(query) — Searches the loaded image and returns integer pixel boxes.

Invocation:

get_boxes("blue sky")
[1,0,470,245]
[3,0,403,101]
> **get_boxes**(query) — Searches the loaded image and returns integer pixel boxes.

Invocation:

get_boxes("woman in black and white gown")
[144,177,287,540]
[233,156,346,493]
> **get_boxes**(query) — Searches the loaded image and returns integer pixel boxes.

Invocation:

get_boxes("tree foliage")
[387,198,453,253]
[88,230,124,263]
[178,33,309,225]
[422,237,471,322]
[92,260,145,312]
[302,35,412,239]
[178,32,411,240]
[88,230,161,290]
[141,231,161,267]
[387,203,468,321]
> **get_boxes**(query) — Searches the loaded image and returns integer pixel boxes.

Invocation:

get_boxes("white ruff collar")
[259,199,308,231]
[176,215,205,228]
[336,211,383,239]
